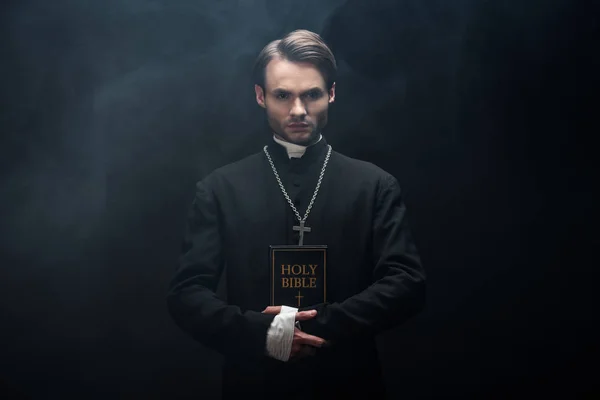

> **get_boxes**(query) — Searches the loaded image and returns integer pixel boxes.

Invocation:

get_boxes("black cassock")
[167,136,426,400]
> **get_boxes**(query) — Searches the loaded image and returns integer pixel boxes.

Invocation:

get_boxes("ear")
[328,82,336,104]
[255,84,266,108]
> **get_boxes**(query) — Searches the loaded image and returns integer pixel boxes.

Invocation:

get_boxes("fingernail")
[310,310,317,315]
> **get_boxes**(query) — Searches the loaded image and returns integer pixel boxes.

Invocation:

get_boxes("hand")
[289,327,321,360]
[262,306,327,360]
[261,305,318,322]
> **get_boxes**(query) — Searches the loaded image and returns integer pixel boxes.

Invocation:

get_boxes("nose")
[290,97,307,118]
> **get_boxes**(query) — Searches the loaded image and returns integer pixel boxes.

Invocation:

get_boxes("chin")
[282,130,317,145]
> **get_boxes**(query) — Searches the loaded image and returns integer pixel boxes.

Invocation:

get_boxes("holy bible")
[270,245,327,308]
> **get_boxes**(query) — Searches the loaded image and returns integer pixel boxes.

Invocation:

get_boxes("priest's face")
[255,57,335,146]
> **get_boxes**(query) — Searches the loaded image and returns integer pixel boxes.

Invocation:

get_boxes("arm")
[166,178,275,361]
[298,174,426,342]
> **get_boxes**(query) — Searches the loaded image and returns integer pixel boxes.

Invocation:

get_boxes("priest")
[167,29,426,400]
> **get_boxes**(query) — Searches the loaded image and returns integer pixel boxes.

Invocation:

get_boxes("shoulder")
[331,150,398,188]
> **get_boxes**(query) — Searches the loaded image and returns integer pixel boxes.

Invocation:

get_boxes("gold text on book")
[281,264,318,288]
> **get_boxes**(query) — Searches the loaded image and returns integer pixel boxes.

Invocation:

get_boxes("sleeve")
[166,178,276,361]
[298,174,426,343]
[265,306,297,362]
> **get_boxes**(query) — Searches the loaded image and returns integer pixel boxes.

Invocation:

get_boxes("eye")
[276,92,289,100]
[306,91,322,100]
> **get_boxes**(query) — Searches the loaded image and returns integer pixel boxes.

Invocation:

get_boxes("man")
[167,29,426,400]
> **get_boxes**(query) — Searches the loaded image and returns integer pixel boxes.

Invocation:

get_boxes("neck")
[273,133,322,159]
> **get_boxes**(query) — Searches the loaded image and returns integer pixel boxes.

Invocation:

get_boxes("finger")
[262,306,281,314]
[295,345,317,360]
[295,330,326,348]
[289,343,303,359]
[290,345,312,360]
[295,310,317,321]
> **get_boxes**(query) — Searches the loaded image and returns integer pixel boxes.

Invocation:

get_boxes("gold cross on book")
[295,290,304,307]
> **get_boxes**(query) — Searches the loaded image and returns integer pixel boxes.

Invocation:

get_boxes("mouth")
[288,123,309,129]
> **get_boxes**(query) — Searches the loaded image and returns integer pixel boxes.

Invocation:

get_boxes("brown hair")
[253,29,337,90]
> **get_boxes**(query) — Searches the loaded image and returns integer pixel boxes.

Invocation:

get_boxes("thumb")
[262,306,282,314]
[295,310,317,321]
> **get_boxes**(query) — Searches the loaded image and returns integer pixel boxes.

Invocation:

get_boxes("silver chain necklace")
[263,144,332,245]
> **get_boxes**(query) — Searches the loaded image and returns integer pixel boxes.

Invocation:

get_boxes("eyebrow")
[272,87,324,95]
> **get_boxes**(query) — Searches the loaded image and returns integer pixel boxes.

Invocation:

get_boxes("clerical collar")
[272,134,323,159]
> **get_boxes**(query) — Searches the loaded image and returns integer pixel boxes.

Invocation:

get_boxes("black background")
[1,0,596,398]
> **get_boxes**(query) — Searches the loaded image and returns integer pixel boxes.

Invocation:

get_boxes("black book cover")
[270,245,327,308]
